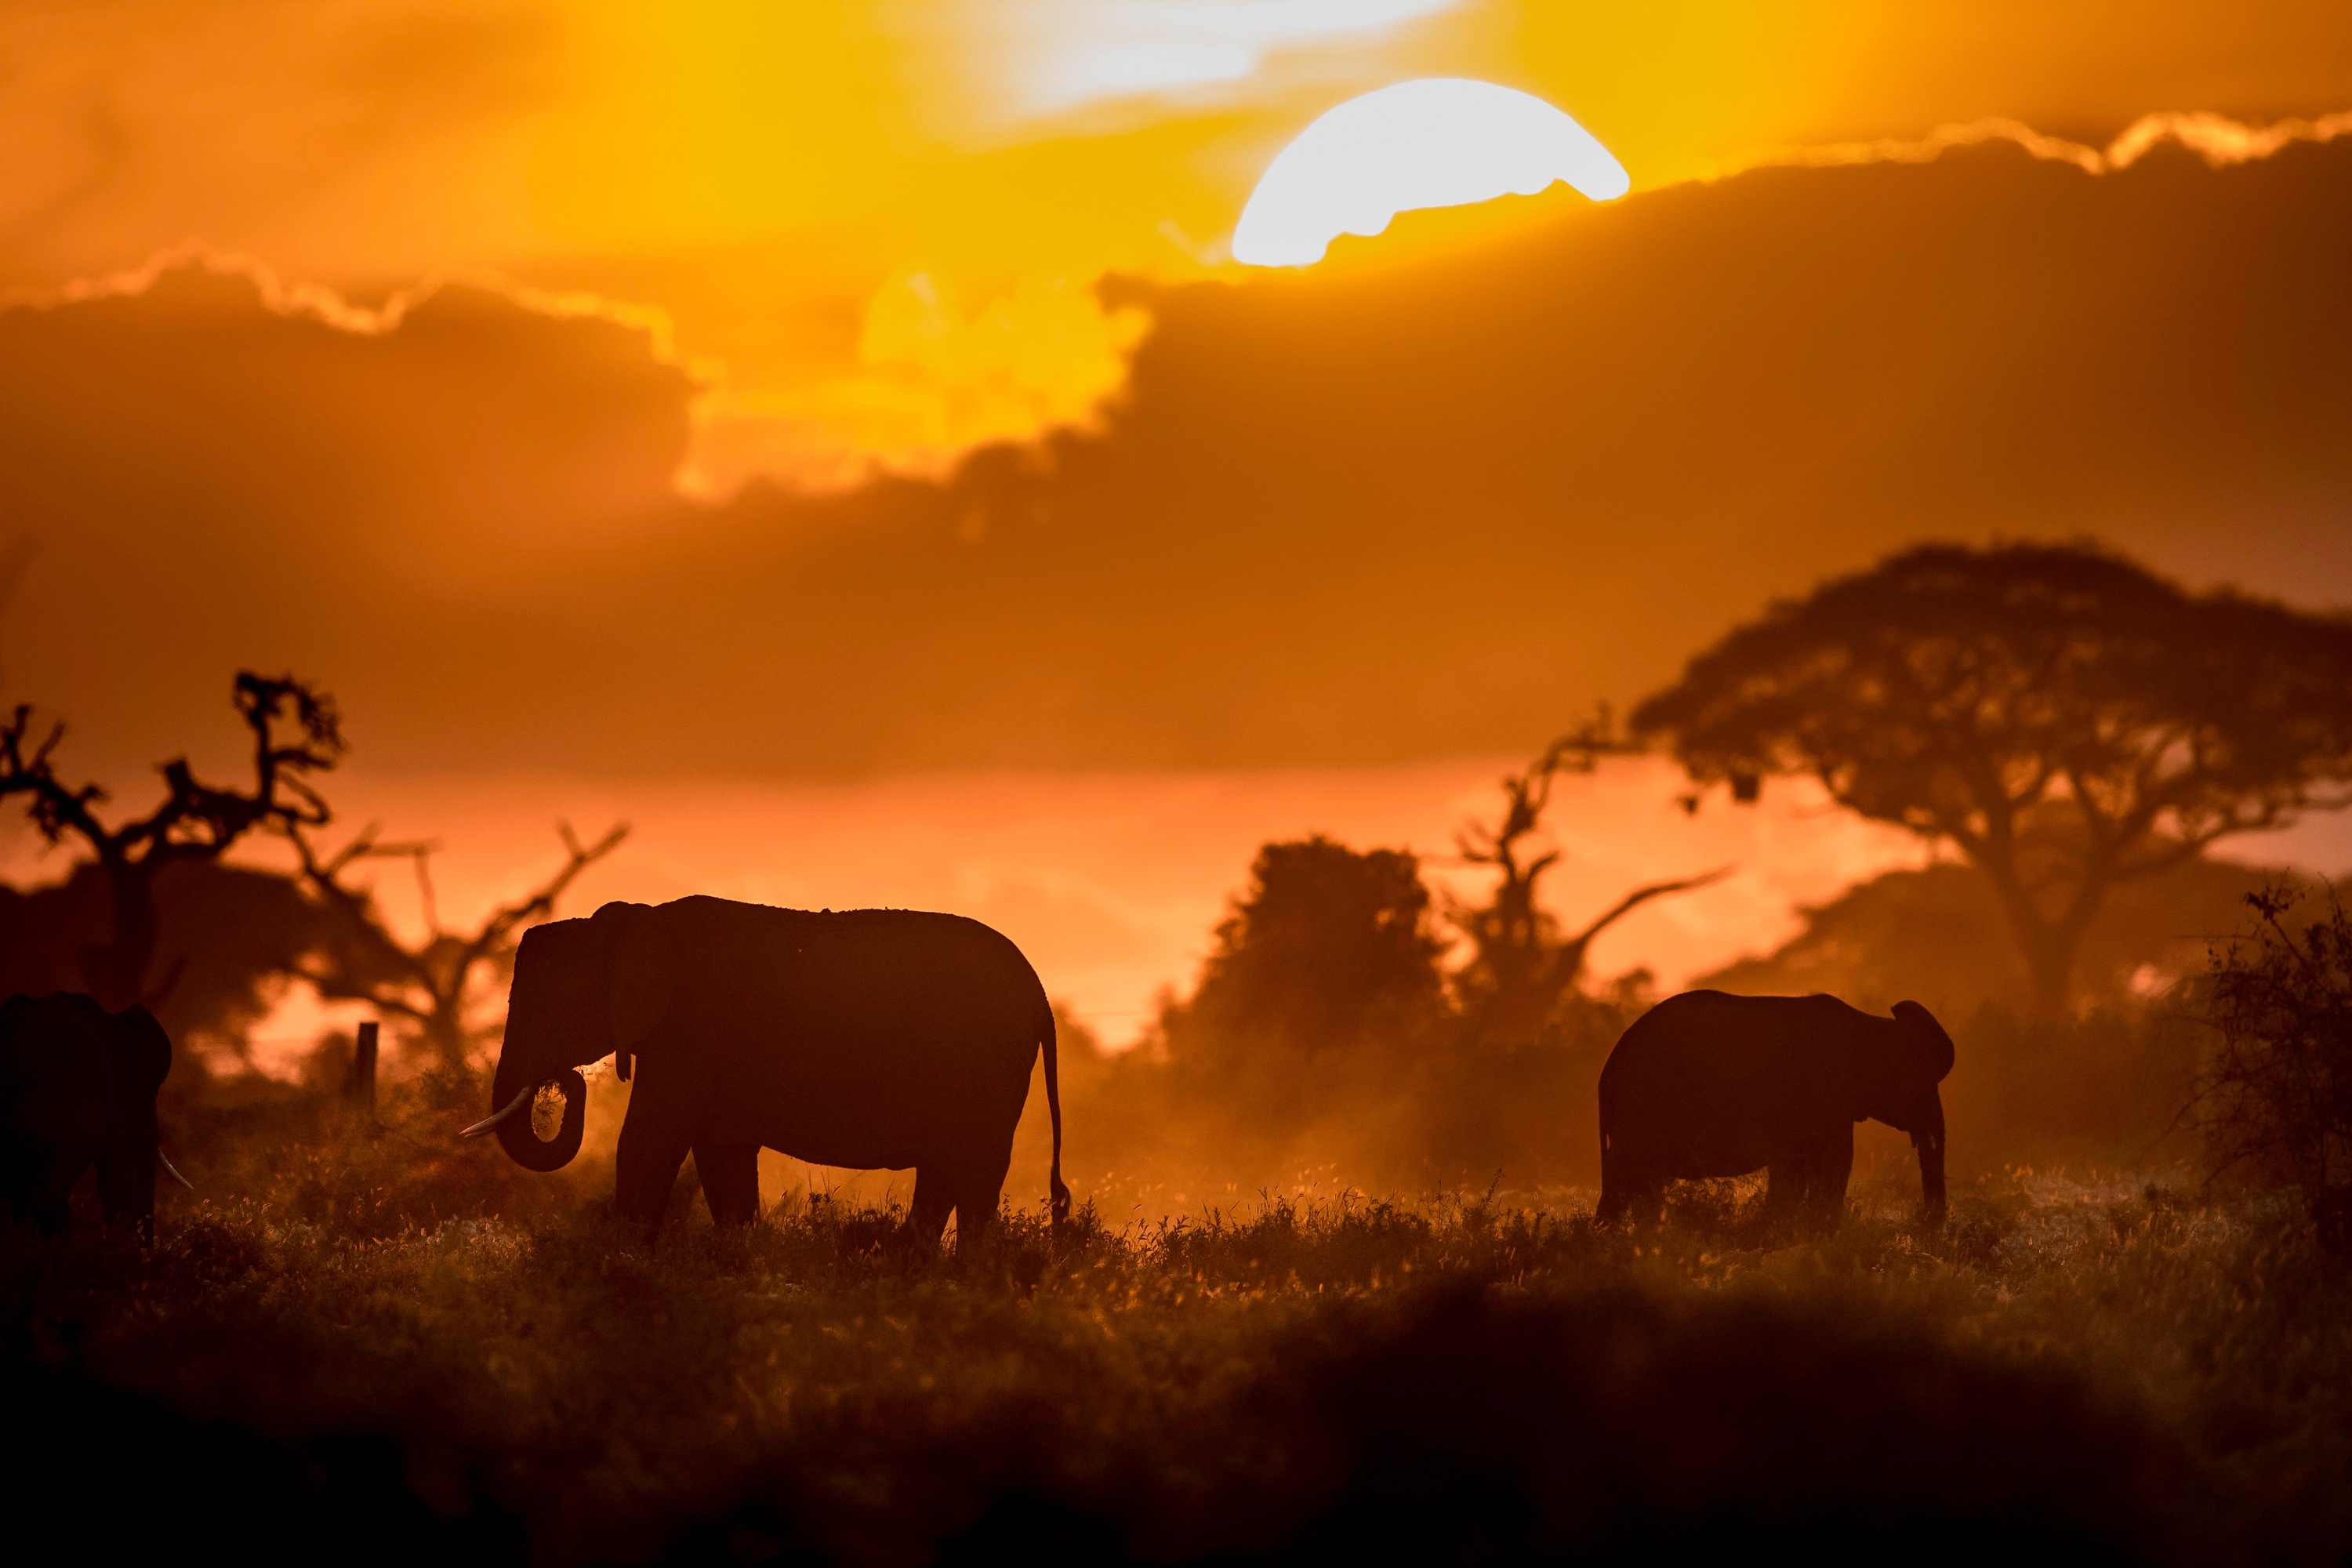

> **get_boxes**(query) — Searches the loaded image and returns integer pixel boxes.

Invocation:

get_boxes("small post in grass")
[347,1020,379,1109]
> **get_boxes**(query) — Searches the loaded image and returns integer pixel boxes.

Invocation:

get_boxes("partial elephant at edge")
[0,991,177,1241]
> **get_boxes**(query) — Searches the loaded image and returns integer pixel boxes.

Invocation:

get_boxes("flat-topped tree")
[1632,543,2352,1013]
[0,673,343,1007]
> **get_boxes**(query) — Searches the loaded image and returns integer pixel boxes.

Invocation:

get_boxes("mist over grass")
[1019,995,2208,1214]
[1,815,2335,1560]
[8,1046,2352,1564]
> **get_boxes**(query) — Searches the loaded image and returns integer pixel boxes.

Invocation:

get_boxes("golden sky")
[5,3,2352,1038]
[6,0,2348,487]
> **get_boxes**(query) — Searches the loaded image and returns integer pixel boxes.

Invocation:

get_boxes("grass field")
[5,1073,2350,1565]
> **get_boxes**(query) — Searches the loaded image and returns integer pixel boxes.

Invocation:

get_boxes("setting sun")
[1232,78,1632,266]
[5,3,2352,1561]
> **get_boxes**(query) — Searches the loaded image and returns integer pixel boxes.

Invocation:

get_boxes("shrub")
[2195,885,2352,1250]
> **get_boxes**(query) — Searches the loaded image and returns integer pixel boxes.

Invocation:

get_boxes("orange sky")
[6,4,2352,1049]
[6,1,2349,486]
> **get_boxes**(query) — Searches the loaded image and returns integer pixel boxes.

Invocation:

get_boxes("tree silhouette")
[0,861,330,1047]
[0,673,343,1007]
[2197,884,2352,1251]
[1159,835,1450,1102]
[1633,543,2352,1011]
[290,820,627,1071]
[1447,731,1726,1044]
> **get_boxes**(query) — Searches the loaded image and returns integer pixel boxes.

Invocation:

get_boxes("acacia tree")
[1447,733,1726,1044]
[1632,543,2352,1012]
[0,673,343,1007]
[291,820,627,1072]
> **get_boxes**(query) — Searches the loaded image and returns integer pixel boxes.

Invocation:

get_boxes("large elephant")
[0,992,187,1240]
[1596,990,1952,1230]
[468,897,1069,1245]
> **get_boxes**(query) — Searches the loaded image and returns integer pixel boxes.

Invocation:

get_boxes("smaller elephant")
[0,992,187,1241]
[1597,990,1952,1231]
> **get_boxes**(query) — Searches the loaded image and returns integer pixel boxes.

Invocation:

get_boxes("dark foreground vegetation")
[7,539,2352,1560]
[6,1092,2349,1566]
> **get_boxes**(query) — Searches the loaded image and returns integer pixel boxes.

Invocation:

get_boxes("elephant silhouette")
[469,897,1068,1245]
[1597,990,1951,1231]
[0,992,184,1241]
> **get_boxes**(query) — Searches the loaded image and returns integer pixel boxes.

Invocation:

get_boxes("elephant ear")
[594,902,673,1064]
[109,1004,174,1094]
[1891,1000,1956,1084]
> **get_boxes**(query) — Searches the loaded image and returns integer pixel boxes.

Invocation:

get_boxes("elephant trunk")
[477,915,617,1171]
[1913,1087,1947,1225]
[488,1063,586,1173]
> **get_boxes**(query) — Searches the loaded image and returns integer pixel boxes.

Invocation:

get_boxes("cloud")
[938,0,1465,120]
[682,270,1153,496]
[4,130,2351,784]
[694,105,2352,491]
[0,249,696,564]
[0,249,695,771]
[1719,106,2352,180]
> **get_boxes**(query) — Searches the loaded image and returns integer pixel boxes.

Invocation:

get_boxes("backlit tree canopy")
[1156,836,1451,1141]
[1632,543,2352,1011]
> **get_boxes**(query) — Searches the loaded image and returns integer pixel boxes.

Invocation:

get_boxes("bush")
[2196,885,2352,1250]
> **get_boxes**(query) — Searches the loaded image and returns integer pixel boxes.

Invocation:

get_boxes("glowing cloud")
[1718,107,2352,181]
[975,0,1465,118]
[1232,78,1630,267]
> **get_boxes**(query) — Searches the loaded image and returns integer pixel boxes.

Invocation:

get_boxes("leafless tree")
[0,673,343,1007]
[1449,718,1728,1044]
[290,819,628,1071]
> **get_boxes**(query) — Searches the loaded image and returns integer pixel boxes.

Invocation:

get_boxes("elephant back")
[644,899,1051,1160]
[1602,990,1883,1115]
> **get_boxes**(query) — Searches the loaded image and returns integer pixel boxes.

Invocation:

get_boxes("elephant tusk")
[460,1086,538,1139]
[158,1150,195,1191]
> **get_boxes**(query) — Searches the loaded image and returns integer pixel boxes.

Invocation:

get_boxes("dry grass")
[6,1076,2350,1563]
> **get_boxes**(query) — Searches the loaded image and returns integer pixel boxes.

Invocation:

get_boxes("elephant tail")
[1040,1000,1070,1227]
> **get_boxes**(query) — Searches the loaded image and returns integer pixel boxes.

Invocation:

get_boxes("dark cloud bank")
[5,136,2350,778]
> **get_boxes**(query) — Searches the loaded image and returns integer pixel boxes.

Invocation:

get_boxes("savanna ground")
[5,1045,2350,1566]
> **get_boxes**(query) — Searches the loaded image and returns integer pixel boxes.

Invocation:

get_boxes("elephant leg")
[1602,1149,1664,1228]
[96,1151,155,1245]
[1598,1140,1628,1225]
[908,1167,953,1247]
[1809,1125,1855,1233]
[1762,1156,1806,1225]
[695,1140,761,1228]
[951,1150,1014,1252]
[27,1193,72,1238]
[1599,1149,1661,1229]
[615,1112,693,1242]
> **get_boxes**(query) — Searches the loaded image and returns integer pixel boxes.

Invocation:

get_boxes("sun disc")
[1232,78,1629,268]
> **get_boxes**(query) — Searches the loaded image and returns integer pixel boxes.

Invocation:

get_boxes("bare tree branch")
[1450,731,1726,1044]
[291,819,629,1070]
[0,673,346,1006]
[1548,866,1737,993]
